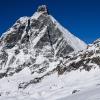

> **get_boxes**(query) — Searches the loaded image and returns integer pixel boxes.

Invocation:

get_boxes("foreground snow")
[0,66,100,100]
[59,86,100,100]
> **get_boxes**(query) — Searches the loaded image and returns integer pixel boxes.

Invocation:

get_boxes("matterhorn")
[0,5,100,100]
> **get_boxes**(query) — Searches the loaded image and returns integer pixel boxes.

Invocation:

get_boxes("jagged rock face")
[0,5,88,94]
[56,40,100,74]
[0,5,86,72]
[37,5,48,14]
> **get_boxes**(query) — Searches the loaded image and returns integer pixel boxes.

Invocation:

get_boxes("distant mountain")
[0,5,99,100]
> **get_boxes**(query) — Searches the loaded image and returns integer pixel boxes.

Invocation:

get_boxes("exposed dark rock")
[15,66,23,73]
[8,56,16,66]
[18,77,42,89]
[37,5,48,14]
[0,51,8,68]
[92,57,100,66]
[23,48,28,54]
[0,72,6,78]
[21,34,30,43]
[15,49,20,55]
[72,90,80,94]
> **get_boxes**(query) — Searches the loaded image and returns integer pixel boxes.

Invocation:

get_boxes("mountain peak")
[1,5,100,100]
[37,5,48,14]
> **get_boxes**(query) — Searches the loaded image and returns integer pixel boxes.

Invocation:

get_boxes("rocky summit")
[0,5,100,100]
[0,5,86,78]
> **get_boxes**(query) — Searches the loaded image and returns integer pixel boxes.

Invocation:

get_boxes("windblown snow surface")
[0,66,100,100]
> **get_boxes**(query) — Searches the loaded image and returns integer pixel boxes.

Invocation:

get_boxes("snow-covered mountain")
[0,5,100,100]
[0,5,86,80]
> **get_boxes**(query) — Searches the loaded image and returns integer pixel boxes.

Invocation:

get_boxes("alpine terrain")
[0,5,100,100]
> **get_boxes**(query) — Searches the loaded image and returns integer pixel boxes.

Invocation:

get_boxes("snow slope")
[59,86,100,100]
[0,66,100,100]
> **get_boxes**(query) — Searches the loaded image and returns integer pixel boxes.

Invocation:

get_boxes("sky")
[0,0,100,43]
